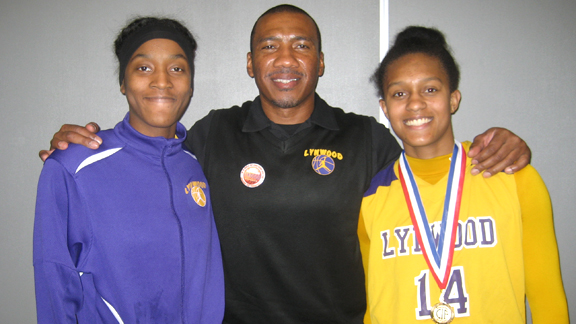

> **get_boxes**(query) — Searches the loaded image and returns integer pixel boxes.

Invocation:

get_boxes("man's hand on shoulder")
[468,127,531,178]
[39,122,102,162]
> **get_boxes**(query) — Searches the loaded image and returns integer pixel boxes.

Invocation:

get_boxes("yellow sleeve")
[357,208,372,324]
[515,165,569,323]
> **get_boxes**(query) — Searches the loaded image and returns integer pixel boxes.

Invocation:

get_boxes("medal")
[431,302,455,323]
[398,142,466,321]
[431,291,455,323]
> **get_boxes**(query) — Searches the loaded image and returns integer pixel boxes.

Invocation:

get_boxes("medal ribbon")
[398,142,466,289]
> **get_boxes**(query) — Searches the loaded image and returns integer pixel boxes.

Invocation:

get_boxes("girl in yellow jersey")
[359,26,568,323]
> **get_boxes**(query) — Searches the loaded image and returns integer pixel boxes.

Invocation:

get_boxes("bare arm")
[39,123,102,162]
[468,127,531,178]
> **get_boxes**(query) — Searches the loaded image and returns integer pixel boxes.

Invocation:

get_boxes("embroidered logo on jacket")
[240,163,265,188]
[185,181,207,207]
[304,148,342,175]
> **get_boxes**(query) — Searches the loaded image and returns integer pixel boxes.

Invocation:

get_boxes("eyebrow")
[387,77,443,87]
[131,53,187,60]
[256,35,314,44]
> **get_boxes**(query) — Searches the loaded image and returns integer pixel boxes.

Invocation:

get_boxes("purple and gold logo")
[311,155,335,175]
[185,181,207,207]
[305,148,342,176]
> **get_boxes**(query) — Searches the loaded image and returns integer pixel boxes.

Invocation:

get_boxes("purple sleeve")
[33,159,85,323]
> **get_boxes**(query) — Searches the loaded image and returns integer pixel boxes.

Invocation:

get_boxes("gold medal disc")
[431,302,455,323]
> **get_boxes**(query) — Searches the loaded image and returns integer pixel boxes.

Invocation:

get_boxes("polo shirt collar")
[242,93,339,134]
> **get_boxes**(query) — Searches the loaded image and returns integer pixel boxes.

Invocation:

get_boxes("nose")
[273,45,298,68]
[406,93,425,112]
[151,69,172,89]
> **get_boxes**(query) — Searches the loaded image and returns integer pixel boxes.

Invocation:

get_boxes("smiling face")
[381,53,461,159]
[247,11,324,119]
[120,38,193,138]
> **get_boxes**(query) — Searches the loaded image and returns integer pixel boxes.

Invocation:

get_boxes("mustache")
[267,69,304,78]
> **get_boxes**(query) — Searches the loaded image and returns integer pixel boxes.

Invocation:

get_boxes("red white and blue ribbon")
[398,141,466,289]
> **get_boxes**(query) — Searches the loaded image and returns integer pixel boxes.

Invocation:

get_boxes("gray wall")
[0,0,573,322]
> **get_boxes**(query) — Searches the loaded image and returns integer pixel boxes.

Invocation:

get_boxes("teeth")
[405,118,431,126]
[273,79,297,84]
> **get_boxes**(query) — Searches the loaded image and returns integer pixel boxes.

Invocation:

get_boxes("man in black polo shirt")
[41,5,530,323]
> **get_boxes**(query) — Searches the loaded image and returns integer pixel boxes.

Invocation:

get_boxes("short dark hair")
[114,17,197,85]
[250,4,322,53]
[372,26,460,99]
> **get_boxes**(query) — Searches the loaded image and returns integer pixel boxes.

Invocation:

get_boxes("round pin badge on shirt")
[240,163,266,188]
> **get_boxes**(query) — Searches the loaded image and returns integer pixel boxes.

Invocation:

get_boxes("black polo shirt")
[186,94,401,324]
[187,94,400,176]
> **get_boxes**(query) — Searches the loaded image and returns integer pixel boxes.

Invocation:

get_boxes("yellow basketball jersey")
[361,146,526,323]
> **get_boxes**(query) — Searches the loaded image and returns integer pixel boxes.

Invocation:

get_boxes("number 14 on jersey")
[415,267,470,320]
